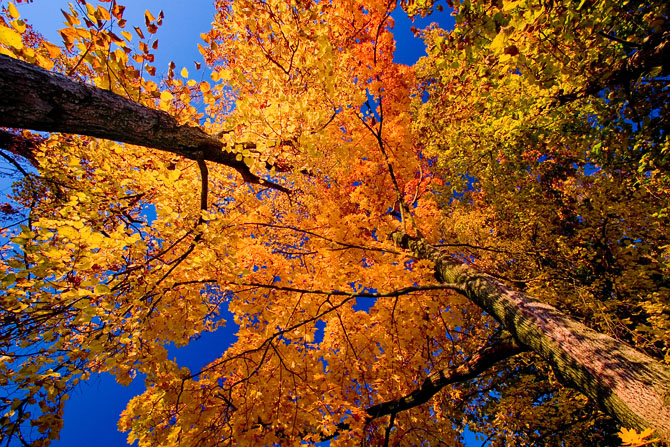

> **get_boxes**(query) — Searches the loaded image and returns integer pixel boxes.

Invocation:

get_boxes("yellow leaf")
[0,24,23,50]
[145,10,155,22]
[96,5,112,22]
[502,0,523,11]
[180,67,188,78]
[490,32,505,52]
[35,52,55,70]
[8,3,20,19]
[160,90,174,101]
[85,3,96,21]
[11,20,26,35]
[120,30,132,41]
[43,41,62,58]
[94,284,111,295]
[219,69,233,80]
[168,169,180,182]
[619,427,658,446]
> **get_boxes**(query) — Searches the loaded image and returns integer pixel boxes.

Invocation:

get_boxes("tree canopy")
[0,0,669,446]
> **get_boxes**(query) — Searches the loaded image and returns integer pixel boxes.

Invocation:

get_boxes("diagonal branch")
[315,336,524,443]
[0,55,289,194]
[365,336,525,420]
[390,230,670,441]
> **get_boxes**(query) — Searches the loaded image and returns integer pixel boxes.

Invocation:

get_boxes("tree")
[0,0,669,445]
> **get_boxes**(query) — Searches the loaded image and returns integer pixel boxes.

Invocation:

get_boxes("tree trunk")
[391,231,670,441]
[0,55,288,193]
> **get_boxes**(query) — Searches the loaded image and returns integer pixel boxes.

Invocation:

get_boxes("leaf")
[96,5,112,22]
[85,3,96,21]
[619,428,659,446]
[8,3,20,19]
[0,24,23,50]
[94,284,111,295]
[180,67,188,78]
[160,90,174,101]
[490,32,506,52]
[43,41,62,58]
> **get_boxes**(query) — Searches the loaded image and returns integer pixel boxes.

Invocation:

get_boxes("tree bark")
[0,55,289,193]
[391,231,670,441]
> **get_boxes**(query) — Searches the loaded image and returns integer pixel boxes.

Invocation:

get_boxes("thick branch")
[366,336,525,420]
[391,231,670,441]
[0,55,289,193]
[314,335,524,443]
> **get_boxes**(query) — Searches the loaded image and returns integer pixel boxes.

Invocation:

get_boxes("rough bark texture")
[391,231,670,441]
[0,55,288,193]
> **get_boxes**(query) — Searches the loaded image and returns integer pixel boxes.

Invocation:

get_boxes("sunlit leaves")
[0,23,22,49]
[2,0,669,445]
[412,0,670,442]
[619,427,660,446]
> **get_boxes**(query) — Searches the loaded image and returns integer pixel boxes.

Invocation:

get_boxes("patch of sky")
[350,281,378,313]
[166,288,240,372]
[462,425,490,446]
[56,371,148,447]
[449,172,479,203]
[361,90,382,121]
[391,5,455,66]
[313,320,327,344]
[140,202,157,225]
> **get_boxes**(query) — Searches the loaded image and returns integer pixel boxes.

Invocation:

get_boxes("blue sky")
[7,1,456,445]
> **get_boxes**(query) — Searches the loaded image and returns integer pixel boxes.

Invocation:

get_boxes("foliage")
[0,0,668,445]
[619,428,660,447]
[414,0,670,360]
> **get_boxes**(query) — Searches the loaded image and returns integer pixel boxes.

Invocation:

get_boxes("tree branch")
[390,230,670,441]
[314,335,524,443]
[236,282,459,298]
[365,336,525,420]
[0,55,289,194]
